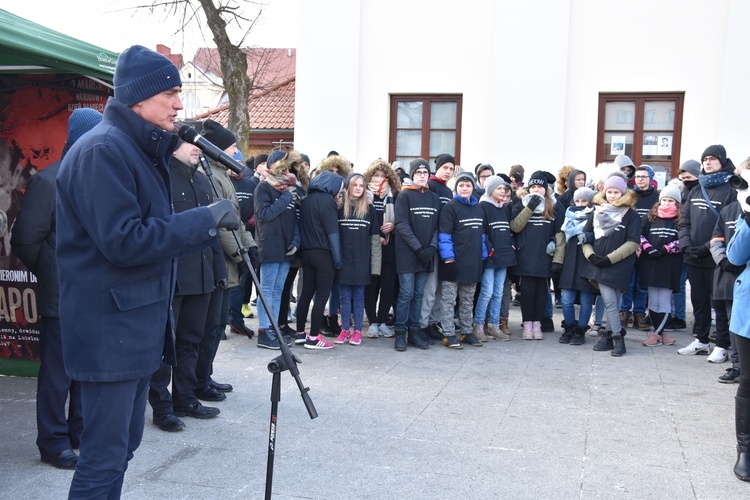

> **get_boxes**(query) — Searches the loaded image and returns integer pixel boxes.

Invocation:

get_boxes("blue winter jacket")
[56,98,219,382]
[727,215,750,340]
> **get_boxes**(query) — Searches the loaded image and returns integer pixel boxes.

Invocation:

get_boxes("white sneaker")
[378,324,395,338]
[366,324,380,338]
[707,346,729,364]
[677,339,711,356]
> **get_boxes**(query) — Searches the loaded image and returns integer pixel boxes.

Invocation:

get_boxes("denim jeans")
[257,261,291,330]
[474,266,507,325]
[561,288,593,326]
[340,284,365,330]
[396,271,428,331]
[620,268,647,314]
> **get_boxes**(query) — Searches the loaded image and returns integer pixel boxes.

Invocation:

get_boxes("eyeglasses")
[413,170,429,176]
[634,175,650,179]
[478,174,492,180]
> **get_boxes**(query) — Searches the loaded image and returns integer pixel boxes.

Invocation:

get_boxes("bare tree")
[132,0,267,155]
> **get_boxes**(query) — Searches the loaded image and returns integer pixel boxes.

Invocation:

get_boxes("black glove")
[215,278,228,290]
[442,261,459,282]
[588,254,611,268]
[719,259,744,274]
[248,246,259,265]
[526,195,543,211]
[684,245,710,258]
[418,247,436,267]
[551,262,563,274]
[646,246,662,258]
[207,199,241,230]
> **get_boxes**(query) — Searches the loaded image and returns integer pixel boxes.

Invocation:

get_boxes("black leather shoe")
[194,385,227,402]
[210,380,233,393]
[153,412,186,432]
[174,402,220,419]
[40,449,78,469]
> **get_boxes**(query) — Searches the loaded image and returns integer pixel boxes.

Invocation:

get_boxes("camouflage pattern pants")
[440,281,476,336]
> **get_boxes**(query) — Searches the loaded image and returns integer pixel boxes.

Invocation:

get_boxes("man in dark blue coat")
[11,108,102,470]
[56,45,240,498]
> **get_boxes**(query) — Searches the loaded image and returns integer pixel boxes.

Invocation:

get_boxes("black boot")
[394,330,407,352]
[328,314,342,336]
[407,328,429,349]
[593,330,613,351]
[611,328,626,357]
[541,317,555,333]
[735,396,750,481]
[319,315,333,337]
[559,321,576,344]
[569,326,587,346]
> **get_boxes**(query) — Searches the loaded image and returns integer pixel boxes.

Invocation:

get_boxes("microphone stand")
[198,155,317,500]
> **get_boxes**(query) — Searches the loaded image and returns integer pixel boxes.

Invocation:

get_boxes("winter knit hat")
[527,170,549,190]
[300,153,311,165]
[409,158,431,177]
[114,45,182,107]
[701,144,727,166]
[509,164,525,182]
[254,153,269,167]
[67,108,103,146]
[475,163,494,177]
[454,171,476,190]
[635,164,655,179]
[678,159,701,177]
[201,119,237,151]
[659,184,682,202]
[392,160,405,173]
[483,175,508,198]
[573,186,596,204]
[435,153,456,171]
[267,150,286,168]
[603,174,628,195]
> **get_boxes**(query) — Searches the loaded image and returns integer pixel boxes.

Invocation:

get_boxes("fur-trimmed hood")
[269,150,310,189]
[556,166,575,195]
[592,188,637,208]
[363,159,401,192]
[312,155,352,179]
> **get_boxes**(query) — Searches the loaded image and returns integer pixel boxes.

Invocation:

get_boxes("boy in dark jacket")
[420,153,455,340]
[394,159,441,351]
[438,173,487,348]
[678,145,737,356]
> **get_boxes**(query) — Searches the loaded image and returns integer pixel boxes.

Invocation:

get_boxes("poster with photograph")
[643,135,658,156]
[657,136,672,156]
[610,135,626,155]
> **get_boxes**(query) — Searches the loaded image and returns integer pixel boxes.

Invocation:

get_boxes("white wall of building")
[296,0,750,173]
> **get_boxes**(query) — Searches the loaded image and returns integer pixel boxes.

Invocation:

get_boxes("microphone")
[177,125,244,174]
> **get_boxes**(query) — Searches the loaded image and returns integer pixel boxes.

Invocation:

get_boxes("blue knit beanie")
[67,108,103,146]
[114,45,182,106]
[267,150,286,167]
[636,164,655,180]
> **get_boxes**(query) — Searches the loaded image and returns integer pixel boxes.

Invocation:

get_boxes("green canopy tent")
[0,8,118,89]
[0,10,119,377]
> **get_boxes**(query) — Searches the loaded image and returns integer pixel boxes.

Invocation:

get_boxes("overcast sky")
[2,0,298,57]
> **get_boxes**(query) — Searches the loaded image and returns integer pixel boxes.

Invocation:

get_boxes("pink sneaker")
[334,329,351,344]
[305,334,334,350]
[350,330,362,345]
